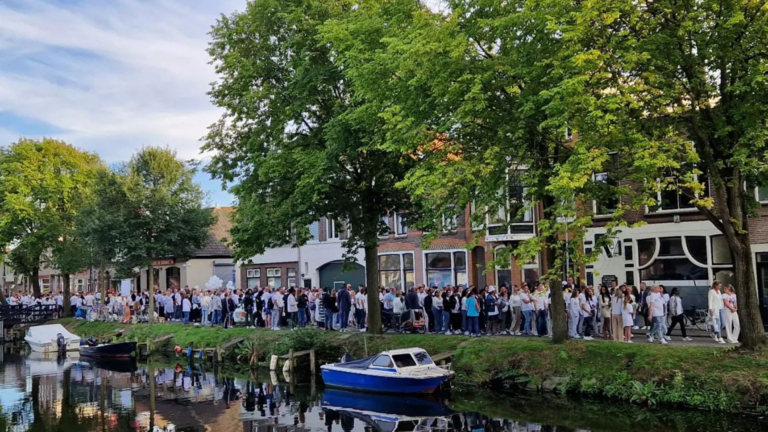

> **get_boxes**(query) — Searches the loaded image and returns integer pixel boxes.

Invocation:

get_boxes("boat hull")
[80,342,137,359]
[321,368,448,394]
[25,337,81,353]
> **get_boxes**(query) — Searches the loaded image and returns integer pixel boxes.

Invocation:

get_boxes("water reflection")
[0,351,763,432]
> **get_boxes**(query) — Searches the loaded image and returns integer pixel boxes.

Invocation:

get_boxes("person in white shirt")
[508,286,523,335]
[182,295,192,324]
[355,287,368,332]
[647,285,667,344]
[520,286,535,336]
[609,286,624,341]
[201,291,211,325]
[723,284,740,344]
[286,288,298,328]
[665,288,692,341]
[708,281,725,343]
[568,288,582,339]
[621,295,635,343]
[271,288,284,330]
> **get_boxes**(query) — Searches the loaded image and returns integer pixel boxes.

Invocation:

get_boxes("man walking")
[647,285,667,345]
[337,284,352,332]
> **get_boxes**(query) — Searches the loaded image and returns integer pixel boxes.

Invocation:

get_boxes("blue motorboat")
[320,348,453,394]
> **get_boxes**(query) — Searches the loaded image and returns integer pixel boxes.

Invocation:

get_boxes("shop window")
[426,251,467,287]
[287,268,297,287]
[267,268,281,287]
[684,236,707,264]
[711,235,733,265]
[637,238,657,267]
[658,237,684,256]
[378,253,414,290]
[640,258,707,281]
[246,269,261,290]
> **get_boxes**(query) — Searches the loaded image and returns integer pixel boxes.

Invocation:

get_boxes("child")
[622,294,635,343]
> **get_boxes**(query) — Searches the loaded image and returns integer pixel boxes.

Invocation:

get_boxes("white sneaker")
[626,340,634,344]
[682,337,692,341]
[584,336,593,341]
[454,330,461,335]
[661,339,668,345]
[729,339,738,344]
[648,336,654,343]
[515,332,522,336]
[445,331,452,335]
[573,335,582,339]
[464,331,469,336]
[359,328,366,332]
[717,338,726,344]
[633,326,639,330]
[664,336,671,341]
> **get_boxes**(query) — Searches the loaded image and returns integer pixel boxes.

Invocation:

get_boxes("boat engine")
[340,353,354,363]
[56,333,66,351]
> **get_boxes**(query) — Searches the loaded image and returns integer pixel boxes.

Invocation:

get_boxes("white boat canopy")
[26,324,79,341]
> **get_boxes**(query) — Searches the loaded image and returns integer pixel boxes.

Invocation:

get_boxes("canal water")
[0,351,764,432]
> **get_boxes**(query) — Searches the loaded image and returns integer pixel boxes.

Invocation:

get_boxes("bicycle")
[683,307,709,331]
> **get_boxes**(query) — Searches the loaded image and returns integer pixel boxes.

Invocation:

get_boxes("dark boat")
[79,341,137,359]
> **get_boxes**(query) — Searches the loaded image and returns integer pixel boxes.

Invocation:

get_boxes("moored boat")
[80,341,137,359]
[320,348,453,394]
[24,324,81,353]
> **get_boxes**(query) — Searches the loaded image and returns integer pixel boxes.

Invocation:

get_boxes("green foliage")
[204,0,417,261]
[0,138,103,296]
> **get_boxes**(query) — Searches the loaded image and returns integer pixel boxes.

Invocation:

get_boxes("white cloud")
[0,0,245,162]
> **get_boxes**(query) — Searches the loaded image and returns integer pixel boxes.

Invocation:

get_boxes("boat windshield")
[392,354,417,368]
[371,355,394,368]
[412,351,434,366]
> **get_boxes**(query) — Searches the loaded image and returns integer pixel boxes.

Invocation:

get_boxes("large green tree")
[320,0,590,342]
[553,0,768,348]
[204,0,421,333]
[118,147,215,321]
[0,138,101,298]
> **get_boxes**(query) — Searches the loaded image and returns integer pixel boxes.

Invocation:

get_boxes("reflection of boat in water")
[80,357,138,373]
[322,388,453,432]
[26,351,81,375]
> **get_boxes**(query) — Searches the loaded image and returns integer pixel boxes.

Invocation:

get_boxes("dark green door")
[318,261,366,290]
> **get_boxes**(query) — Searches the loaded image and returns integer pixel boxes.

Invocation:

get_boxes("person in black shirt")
[297,289,308,327]
[243,289,254,328]
[424,288,434,333]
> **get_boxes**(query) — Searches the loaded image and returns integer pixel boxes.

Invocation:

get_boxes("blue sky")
[0,0,444,207]
[0,0,245,206]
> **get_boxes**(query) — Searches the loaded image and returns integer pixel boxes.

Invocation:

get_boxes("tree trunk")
[732,237,766,349]
[544,235,568,344]
[31,266,41,298]
[62,273,71,317]
[148,264,155,323]
[364,243,381,334]
[99,263,106,305]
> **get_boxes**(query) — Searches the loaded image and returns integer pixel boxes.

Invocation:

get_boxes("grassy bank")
[56,319,768,414]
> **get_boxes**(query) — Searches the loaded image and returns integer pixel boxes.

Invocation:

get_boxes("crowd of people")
[4,277,741,344]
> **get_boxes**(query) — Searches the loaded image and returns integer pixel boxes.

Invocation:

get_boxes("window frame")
[755,185,768,204]
[395,213,408,237]
[379,215,391,239]
[423,249,468,288]
[378,252,415,290]
[647,174,709,214]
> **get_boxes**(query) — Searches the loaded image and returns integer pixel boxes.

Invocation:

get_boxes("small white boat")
[24,324,81,353]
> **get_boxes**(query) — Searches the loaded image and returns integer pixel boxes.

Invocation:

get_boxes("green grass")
[54,319,768,413]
